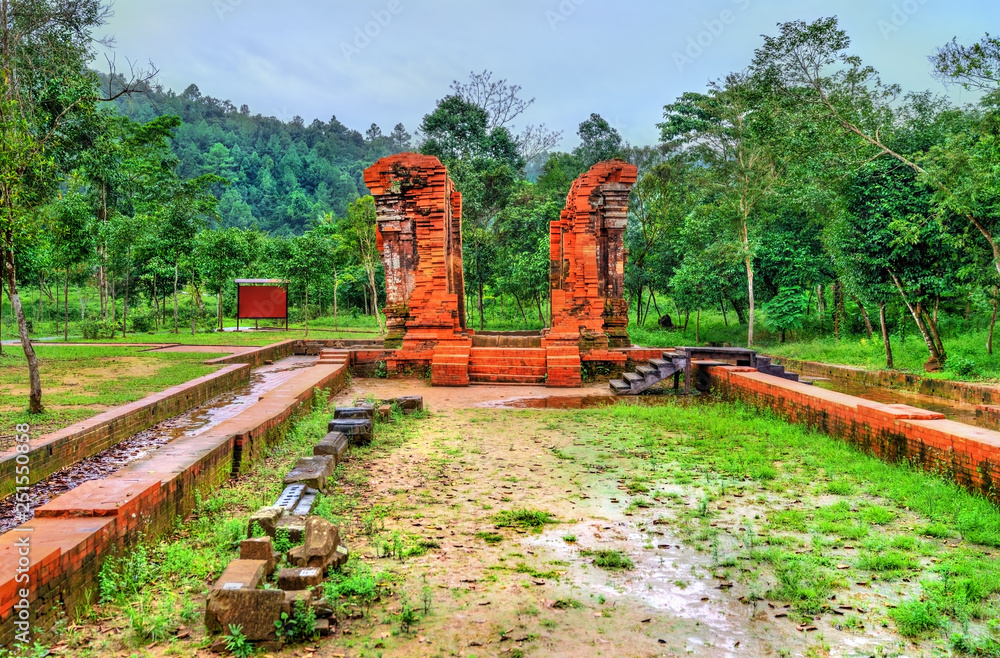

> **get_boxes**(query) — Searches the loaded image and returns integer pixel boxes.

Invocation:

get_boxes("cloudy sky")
[101,0,992,148]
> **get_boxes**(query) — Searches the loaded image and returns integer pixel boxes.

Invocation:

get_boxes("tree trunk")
[218,286,223,331]
[683,310,690,332]
[695,308,701,344]
[304,285,309,337]
[890,272,941,363]
[853,295,873,339]
[478,282,485,331]
[535,293,545,325]
[728,295,746,325]
[366,267,385,334]
[64,269,69,342]
[833,281,842,340]
[38,272,43,326]
[990,287,998,356]
[816,284,824,320]
[924,310,947,363]
[122,251,130,339]
[513,293,528,325]
[333,272,339,331]
[879,302,894,369]
[4,249,43,413]
[744,255,755,347]
[720,298,728,327]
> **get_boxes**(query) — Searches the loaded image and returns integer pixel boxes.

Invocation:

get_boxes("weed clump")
[492,508,557,528]
[581,549,634,570]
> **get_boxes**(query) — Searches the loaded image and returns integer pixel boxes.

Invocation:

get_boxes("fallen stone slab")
[283,455,335,492]
[304,517,340,566]
[313,431,348,462]
[396,395,423,414]
[205,588,284,640]
[277,566,324,590]
[247,506,283,540]
[333,405,374,420]
[282,589,313,615]
[315,617,332,636]
[211,559,268,593]
[275,514,306,543]
[328,418,374,445]
[274,483,306,511]
[291,488,318,516]
[329,544,350,570]
[240,537,278,575]
[377,404,392,421]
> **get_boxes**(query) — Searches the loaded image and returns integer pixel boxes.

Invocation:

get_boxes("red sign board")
[238,286,287,319]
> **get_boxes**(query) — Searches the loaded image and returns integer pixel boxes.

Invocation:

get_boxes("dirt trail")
[320,380,899,658]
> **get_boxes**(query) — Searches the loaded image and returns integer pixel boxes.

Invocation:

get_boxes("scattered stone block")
[333,405,374,420]
[283,455,335,492]
[288,545,306,568]
[315,617,331,636]
[282,589,313,616]
[211,559,268,593]
[275,514,306,543]
[277,566,323,591]
[328,418,374,445]
[304,517,340,567]
[291,488,318,516]
[328,544,350,571]
[377,404,392,421]
[396,396,423,414]
[239,537,277,575]
[274,483,306,511]
[313,597,334,618]
[248,506,283,538]
[205,587,284,640]
[314,432,348,463]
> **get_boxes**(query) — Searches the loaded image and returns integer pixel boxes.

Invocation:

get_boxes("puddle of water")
[485,391,700,410]
[812,379,985,428]
[526,521,754,657]
[0,356,317,533]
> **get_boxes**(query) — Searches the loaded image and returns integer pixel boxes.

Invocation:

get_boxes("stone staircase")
[754,355,801,383]
[469,347,547,385]
[318,349,350,366]
[610,353,688,395]
[431,343,472,386]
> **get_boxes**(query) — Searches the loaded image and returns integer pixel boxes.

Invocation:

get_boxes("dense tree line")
[5,2,1000,412]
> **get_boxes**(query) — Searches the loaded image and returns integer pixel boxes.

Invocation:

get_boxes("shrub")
[949,356,978,378]
[127,306,155,333]
[82,317,118,340]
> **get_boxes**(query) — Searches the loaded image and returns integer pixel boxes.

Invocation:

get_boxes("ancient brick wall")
[544,160,637,387]
[364,154,471,385]
[707,364,1000,502]
[549,160,637,351]
[0,364,348,647]
[0,364,250,500]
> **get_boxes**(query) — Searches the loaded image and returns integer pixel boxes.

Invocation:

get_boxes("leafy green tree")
[194,228,251,330]
[575,114,623,169]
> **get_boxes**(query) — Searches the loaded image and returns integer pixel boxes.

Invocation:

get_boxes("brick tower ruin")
[363,153,472,386]
[547,160,639,378]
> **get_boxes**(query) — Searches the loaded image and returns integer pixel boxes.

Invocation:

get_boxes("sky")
[100,0,994,148]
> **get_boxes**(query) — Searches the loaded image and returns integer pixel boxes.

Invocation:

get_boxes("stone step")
[469,374,546,384]
[623,372,644,383]
[468,365,547,376]
[334,405,374,420]
[275,483,306,511]
[636,365,657,377]
[649,358,670,368]
[610,379,631,393]
[468,358,547,368]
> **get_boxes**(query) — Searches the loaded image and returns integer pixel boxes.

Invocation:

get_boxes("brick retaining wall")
[706,364,1000,503]
[0,364,251,500]
[0,363,348,648]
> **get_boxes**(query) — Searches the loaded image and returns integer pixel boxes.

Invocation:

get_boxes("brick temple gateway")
[362,153,687,388]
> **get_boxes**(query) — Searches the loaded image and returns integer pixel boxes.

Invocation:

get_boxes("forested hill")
[106,79,412,235]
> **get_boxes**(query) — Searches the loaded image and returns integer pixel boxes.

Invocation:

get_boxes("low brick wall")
[0,363,348,648]
[706,364,1000,503]
[205,340,298,368]
[0,364,250,500]
[773,356,1000,406]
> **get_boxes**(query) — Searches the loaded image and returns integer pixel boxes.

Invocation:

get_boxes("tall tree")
[0,0,150,412]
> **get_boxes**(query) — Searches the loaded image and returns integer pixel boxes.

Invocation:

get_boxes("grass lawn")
[0,345,226,446]
[53,392,1000,657]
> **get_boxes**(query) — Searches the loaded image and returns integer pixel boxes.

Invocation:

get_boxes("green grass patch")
[580,549,635,570]
[492,508,558,528]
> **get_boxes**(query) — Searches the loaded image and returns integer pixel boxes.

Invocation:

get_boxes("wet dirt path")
[320,381,907,658]
[0,356,316,533]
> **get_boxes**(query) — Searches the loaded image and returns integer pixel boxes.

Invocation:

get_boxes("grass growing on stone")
[39,391,422,656]
[0,345,224,447]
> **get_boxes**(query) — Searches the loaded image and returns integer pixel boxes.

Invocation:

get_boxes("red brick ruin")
[366,155,638,387]
[363,154,472,386]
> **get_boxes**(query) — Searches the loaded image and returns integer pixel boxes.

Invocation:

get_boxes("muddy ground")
[307,380,921,658]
